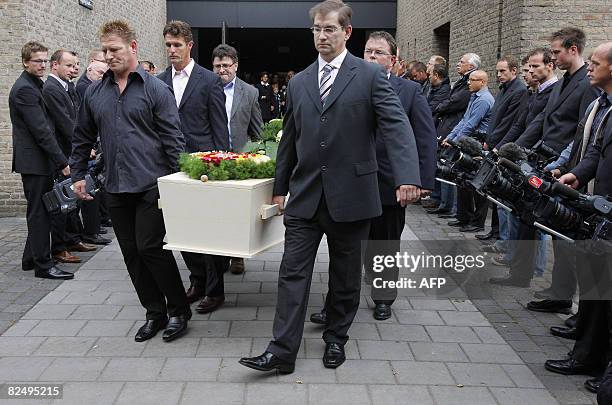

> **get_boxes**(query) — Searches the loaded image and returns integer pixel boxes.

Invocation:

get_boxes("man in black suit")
[10,42,74,280]
[546,42,612,390]
[255,72,274,122]
[157,20,231,313]
[490,28,599,287]
[72,20,191,343]
[239,1,420,374]
[43,50,98,265]
[309,31,435,323]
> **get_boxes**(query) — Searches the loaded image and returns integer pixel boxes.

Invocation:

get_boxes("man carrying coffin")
[157,20,231,313]
[239,0,421,373]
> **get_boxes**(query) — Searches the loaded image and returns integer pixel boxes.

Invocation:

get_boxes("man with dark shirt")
[71,20,191,343]
[255,72,274,122]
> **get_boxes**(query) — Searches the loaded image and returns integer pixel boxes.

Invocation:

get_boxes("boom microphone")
[552,181,581,200]
[498,142,527,162]
[457,136,483,157]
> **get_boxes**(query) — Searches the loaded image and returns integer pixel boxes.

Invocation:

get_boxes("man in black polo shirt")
[71,20,191,343]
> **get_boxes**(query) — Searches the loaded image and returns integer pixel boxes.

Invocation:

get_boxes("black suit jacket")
[517,64,599,152]
[274,52,421,222]
[572,108,612,196]
[76,73,92,102]
[434,74,472,138]
[255,82,274,121]
[378,75,437,196]
[10,71,67,175]
[158,63,229,152]
[485,78,528,147]
[43,76,78,157]
[427,77,451,116]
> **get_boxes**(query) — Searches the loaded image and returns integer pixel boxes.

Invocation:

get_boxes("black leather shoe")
[239,351,295,374]
[135,318,168,342]
[565,314,578,329]
[526,299,572,314]
[459,225,485,233]
[229,258,245,274]
[489,276,530,288]
[323,342,346,368]
[98,228,108,234]
[475,231,498,240]
[550,326,578,340]
[373,303,392,320]
[427,207,450,215]
[162,315,189,342]
[185,284,206,304]
[533,288,553,300]
[448,220,467,227]
[310,311,328,325]
[545,358,596,375]
[195,296,225,314]
[35,266,74,280]
[438,213,456,219]
[584,376,602,393]
[82,234,111,245]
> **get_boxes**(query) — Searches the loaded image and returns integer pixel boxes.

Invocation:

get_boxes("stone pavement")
[0,206,597,405]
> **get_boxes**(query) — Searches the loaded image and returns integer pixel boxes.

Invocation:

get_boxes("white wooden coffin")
[158,172,285,258]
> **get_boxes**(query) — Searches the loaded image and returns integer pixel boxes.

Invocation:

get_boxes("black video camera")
[436,137,483,187]
[42,174,100,214]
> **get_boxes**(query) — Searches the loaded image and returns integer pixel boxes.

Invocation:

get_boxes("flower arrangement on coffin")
[179,151,275,181]
[241,118,283,160]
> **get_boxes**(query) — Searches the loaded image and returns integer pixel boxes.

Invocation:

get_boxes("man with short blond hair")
[71,20,191,343]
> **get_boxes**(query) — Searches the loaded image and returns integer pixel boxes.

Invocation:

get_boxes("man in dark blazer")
[158,20,231,310]
[10,41,74,280]
[491,28,599,287]
[43,50,98,265]
[212,44,264,276]
[255,72,274,122]
[547,42,612,388]
[239,1,420,374]
[309,30,435,323]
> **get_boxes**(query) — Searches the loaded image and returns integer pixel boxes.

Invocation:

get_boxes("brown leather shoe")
[185,285,206,304]
[196,296,225,314]
[67,242,97,252]
[229,258,245,274]
[53,250,81,264]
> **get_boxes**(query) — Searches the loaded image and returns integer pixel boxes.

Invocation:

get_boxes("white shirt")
[49,73,68,92]
[172,58,195,107]
[317,48,348,88]
[538,76,558,93]
[224,78,236,147]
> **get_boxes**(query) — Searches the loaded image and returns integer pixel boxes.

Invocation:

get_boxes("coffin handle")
[260,204,280,220]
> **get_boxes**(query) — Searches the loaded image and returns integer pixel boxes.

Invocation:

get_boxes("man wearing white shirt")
[212,44,264,276]
[158,20,230,311]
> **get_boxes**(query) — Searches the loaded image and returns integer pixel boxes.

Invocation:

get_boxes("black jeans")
[21,174,54,270]
[107,188,190,320]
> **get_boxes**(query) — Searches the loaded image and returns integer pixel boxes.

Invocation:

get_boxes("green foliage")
[240,141,266,154]
[261,118,283,142]
[179,153,276,181]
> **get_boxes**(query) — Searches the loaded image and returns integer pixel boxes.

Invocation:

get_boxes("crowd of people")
[7,0,612,400]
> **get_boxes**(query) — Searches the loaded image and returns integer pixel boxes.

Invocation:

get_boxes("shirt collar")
[318,48,348,73]
[103,64,148,83]
[598,91,612,107]
[172,58,195,78]
[538,76,558,93]
[49,73,69,91]
[474,87,489,97]
[225,77,236,90]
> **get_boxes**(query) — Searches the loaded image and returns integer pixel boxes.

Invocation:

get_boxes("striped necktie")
[319,64,335,105]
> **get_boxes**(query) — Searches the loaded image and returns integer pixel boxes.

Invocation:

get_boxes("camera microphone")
[497,142,527,162]
[552,181,581,200]
[457,136,483,157]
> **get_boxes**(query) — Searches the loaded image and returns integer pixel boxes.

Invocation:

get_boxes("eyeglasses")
[310,26,341,35]
[212,62,236,70]
[364,49,392,57]
[29,59,48,64]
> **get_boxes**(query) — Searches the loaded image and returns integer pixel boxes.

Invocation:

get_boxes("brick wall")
[0,0,167,216]
[396,0,611,85]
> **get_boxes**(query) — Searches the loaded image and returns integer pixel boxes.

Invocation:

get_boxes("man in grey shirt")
[71,20,191,343]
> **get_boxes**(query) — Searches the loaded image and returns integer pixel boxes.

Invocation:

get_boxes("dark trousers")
[98,191,110,222]
[572,252,612,367]
[548,238,577,300]
[107,188,190,320]
[51,208,82,253]
[508,222,538,282]
[366,205,406,305]
[181,252,229,297]
[267,197,370,362]
[21,174,54,270]
[457,187,488,227]
[81,197,100,236]
[490,207,499,235]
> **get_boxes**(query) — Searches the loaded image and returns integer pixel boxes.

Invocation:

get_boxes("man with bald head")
[443,70,494,233]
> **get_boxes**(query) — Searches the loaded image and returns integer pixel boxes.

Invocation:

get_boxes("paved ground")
[0,206,597,405]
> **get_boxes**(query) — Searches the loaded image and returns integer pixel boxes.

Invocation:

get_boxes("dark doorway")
[195,27,371,84]
[433,23,450,64]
